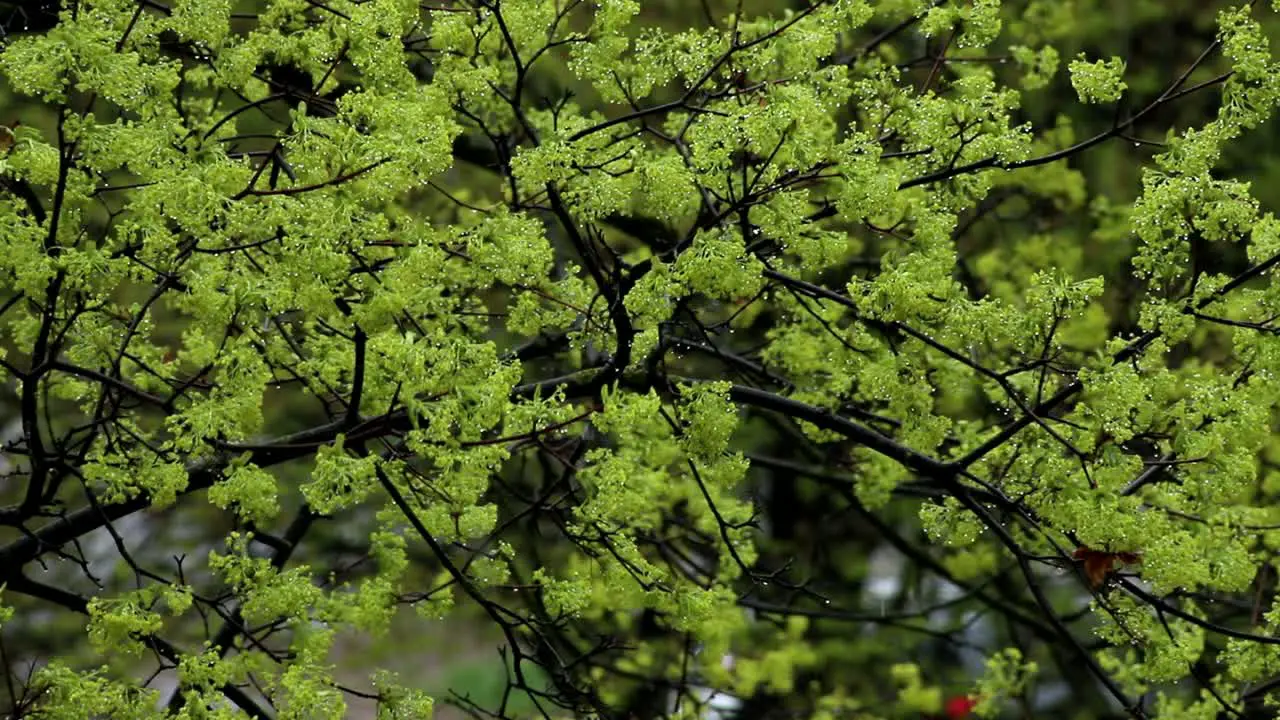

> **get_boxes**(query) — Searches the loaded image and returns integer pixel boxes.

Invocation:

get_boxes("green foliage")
[971,648,1037,718]
[7,0,1280,718]
[891,661,943,715]
[1068,55,1127,104]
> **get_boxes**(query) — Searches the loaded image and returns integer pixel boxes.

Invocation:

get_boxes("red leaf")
[944,694,978,719]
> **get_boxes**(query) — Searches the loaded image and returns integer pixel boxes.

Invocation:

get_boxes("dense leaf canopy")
[3,0,1280,719]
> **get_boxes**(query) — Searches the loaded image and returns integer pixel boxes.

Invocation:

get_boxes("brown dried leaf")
[0,121,20,154]
[1073,546,1141,589]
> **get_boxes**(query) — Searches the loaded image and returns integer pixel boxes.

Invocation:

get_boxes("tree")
[1,0,1280,718]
